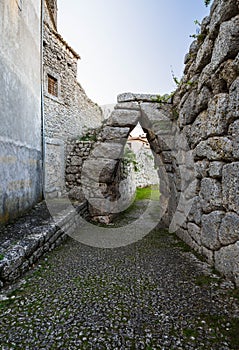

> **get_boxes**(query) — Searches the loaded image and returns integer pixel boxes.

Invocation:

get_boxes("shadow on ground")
[0,195,239,349]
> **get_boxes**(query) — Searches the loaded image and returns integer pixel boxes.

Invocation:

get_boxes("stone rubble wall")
[65,139,95,200]
[119,160,137,209]
[65,132,136,222]
[0,201,88,289]
[171,0,239,286]
[134,147,159,188]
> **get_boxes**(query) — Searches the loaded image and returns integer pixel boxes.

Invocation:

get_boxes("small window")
[48,75,58,97]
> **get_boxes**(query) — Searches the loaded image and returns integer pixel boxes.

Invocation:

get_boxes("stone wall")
[65,139,95,200]
[0,0,42,225]
[43,6,103,197]
[134,147,159,188]
[171,0,239,286]
[61,0,239,286]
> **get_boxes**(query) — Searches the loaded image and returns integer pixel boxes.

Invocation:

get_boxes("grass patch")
[200,313,239,348]
[172,240,191,252]
[135,186,160,201]
[0,254,4,261]
[195,274,219,287]
[228,288,239,302]
[183,328,198,338]
[0,299,12,309]
[228,318,239,348]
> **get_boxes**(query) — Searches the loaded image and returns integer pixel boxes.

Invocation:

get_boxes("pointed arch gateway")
[81,93,196,233]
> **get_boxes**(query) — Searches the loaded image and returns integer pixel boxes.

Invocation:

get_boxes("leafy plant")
[204,0,211,6]
[78,133,97,142]
[152,93,172,104]
[190,18,207,43]
[78,127,98,142]
[123,147,139,172]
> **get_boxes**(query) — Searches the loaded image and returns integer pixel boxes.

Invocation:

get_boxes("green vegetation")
[190,19,208,44]
[195,274,220,287]
[152,93,173,104]
[183,327,198,338]
[123,147,138,172]
[0,253,4,261]
[135,186,160,201]
[199,313,239,348]
[204,0,212,6]
[78,126,98,142]
[78,132,97,142]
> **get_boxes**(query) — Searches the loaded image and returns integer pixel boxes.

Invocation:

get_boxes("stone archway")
[81,93,195,228]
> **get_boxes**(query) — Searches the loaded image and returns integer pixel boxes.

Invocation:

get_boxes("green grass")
[135,185,160,201]
[195,274,219,287]
[200,313,239,348]
[0,254,4,261]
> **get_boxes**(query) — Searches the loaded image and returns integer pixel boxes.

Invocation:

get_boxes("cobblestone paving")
[0,201,239,349]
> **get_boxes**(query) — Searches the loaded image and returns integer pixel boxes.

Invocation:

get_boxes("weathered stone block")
[107,109,140,128]
[91,142,123,160]
[176,228,201,254]
[222,162,239,213]
[201,246,214,264]
[201,211,225,249]
[140,103,173,135]
[229,119,239,159]
[117,92,137,102]
[215,242,239,287]
[228,77,239,121]
[114,102,140,110]
[208,161,224,178]
[219,212,239,246]
[194,137,233,161]
[68,186,85,202]
[178,90,198,126]
[18,237,40,258]
[65,174,75,182]
[209,0,239,39]
[195,37,214,72]
[188,196,202,225]
[195,160,209,179]
[70,156,82,166]
[196,86,212,114]
[211,15,239,70]
[207,93,229,132]
[0,246,25,279]
[82,159,118,183]
[220,59,238,89]
[200,178,223,213]
[188,222,201,245]
[101,126,130,141]
[66,166,79,174]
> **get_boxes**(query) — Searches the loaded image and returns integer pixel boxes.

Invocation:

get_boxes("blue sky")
[57,0,211,105]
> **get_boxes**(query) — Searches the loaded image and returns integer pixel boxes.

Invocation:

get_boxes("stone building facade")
[43,0,103,198]
[0,0,42,225]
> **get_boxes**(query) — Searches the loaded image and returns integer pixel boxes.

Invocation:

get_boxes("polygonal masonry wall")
[65,0,239,287]
[80,86,239,288]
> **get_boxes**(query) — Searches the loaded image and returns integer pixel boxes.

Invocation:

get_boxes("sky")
[57,0,211,105]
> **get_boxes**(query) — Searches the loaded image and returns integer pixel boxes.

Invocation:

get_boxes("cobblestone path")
[0,200,239,349]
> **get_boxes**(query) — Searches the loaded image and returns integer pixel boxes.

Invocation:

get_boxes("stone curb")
[0,201,88,290]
